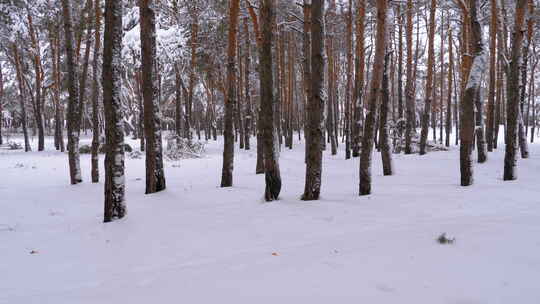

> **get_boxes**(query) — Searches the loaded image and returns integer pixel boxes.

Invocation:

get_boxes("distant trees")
[0,0,538,219]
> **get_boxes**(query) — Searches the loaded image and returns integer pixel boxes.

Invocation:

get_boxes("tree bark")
[91,0,101,183]
[404,0,414,154]
[504,0,528,180]
[302,0,325,201]
[419,0,437,155]
[221,0,240,187]
[61,0,83,184]
[460,0,487,186]
[259,0,281,201]
[103,0,126,222]
[140,0,166,193]
[380,51,393,176]
[359,0,388,195]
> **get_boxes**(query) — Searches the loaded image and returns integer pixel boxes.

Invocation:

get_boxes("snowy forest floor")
[1,133,540,304]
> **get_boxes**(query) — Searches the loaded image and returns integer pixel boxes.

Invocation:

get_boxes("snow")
[1,131,540,303]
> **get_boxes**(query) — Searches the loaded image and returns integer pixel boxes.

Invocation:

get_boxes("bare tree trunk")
[103,0,126,222]
[61,0,83,184]
[504,0,528,180]
[419,0,437,155]
[12,45,31,152]
[380,51,393,176]
[302,0,325,200]
[243,17,252,151]
[91,0,101,183]
[140,0,166,193]
[27,13,45,151]
[460,0,487,186]
[220,0,240,187]
[404,0,414,154]
[302,1,312,162]
[486,0,497,152]
[359,0,388,195]
[260,0,281,201]
[344,0,353,159]
[446,27,454,148]
[352,0,366,158]
[0,63,3,146]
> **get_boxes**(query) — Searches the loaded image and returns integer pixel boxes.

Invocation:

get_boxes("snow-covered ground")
[1,133,540,304]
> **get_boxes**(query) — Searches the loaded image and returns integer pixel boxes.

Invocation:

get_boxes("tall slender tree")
[419,0,437,155]
[460,0,486,186]
[260,0,281,201]
[61,0,83,184]
[103,0,126,222]
[221,0,240,188]
[302,0,325,200]
[140,0,166,193]
[504,0,528,180]
[359,0,388,195]
[91,0,101,183]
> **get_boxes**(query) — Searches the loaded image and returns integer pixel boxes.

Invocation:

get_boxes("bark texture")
[103,0,126,222]
[140,0,166,193]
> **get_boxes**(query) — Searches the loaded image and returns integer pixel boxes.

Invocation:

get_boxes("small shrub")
[437,233,455,245]
[98,143,133,154]
[128,150,143,159]
[79,144,92,154]
[165,134,205,160]
[7,141,22,150]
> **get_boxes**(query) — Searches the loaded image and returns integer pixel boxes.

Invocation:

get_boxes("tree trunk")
[103,0,126,222]
[91,0,101,183]
[460,0,487,186]
[419,0,437,155]
[486,0,497,151]
[404,0,414,154]
[27,13,45,151]
[359,0,388,195]
[12,45,31,152]
[380,51,393,176]
[446,28,454,148]
[221,0,240,187]
[140,0,166,193]
[243,17,252,151]
[504,0,528,180]
[61,0,83,184]
[260,0,281,201]
[302,0,325,200]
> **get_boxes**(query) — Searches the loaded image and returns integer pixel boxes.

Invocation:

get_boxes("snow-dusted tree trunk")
[419,0,437,156]
[486,0,498,152]
[460,0,486,186]
[404,0,414,155]
[379,51,393,176]
[359,0,388,196]
[91,0,101,184]
[243,17,252,151]
[221,0,240,188]
[140,0,166,194]
[61,0,83,184]
[0,62,3,146]
[103,0,126,222]
[260,0,281,201]
[504,0,528,180]
[26,13,45,151]
[302,0,325,201]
